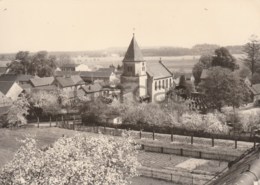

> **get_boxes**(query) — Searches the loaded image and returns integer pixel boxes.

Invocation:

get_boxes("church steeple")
[123,35,144,62]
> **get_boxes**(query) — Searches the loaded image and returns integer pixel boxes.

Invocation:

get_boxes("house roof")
[200,69,209,79]
[54,71,81,77]
[211,146,260,185]
[55,77,75,87]
[80,71,113,78]
[252,84,260,95]
[146,61,172,79]
[123,35,144,62]
[71,75,85,85]
[0,81,15,94]
[0,67,7,74]
[60,63,79,68]
[30,77,55,87]
[0,106,10,116]
[81,83,102,93]
[0,74,37,82]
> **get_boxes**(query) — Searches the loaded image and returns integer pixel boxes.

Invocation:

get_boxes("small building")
[0,81,23,101]
[101,114,122,125]
[0,74,37,85]
[60,63,90,72]
[29,77,56,92]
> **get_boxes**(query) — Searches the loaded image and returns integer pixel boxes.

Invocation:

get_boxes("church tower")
[121,34,147,100]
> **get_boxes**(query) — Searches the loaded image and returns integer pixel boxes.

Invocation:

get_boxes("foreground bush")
[0,134,139,185]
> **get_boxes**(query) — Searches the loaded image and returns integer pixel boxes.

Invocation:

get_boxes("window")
[170,78,172,87]
[162,80,164,89]
[159,81,161,90]
[155,81,157,90]
[166,79,168,88]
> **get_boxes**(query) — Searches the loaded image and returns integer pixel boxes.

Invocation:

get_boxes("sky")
[0,0,260,53]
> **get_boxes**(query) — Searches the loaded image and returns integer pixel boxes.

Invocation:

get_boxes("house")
[55,75,85,91]
[60,63,90,72]
[79,83,103,99]
[29,77,56,92]
[80,70,118,83]
[0,81,23,101]
[120,34,174,102]
[0,67,7,76]
[248,83,260,106]
[0,74,37,85]
[0,91,12,107]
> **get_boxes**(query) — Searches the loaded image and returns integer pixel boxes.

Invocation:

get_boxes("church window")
[166,79,168,88]
[155,81,157,90]
[162,80,165,88]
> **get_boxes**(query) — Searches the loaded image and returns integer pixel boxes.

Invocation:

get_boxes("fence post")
[171,130,173,142]
[37,117,39,128]
[153,129,155,140]
[212,137,214,147]
[49,116,52,127]
[171,173,173,182]
[140,130,142,139]
[180,148,183,156]
[161,147,163,153]
[235,139,237,149]
[191,135,193,145]
[254,135,256,149]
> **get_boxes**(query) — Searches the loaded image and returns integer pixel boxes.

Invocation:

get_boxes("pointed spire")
[123,34,144,62]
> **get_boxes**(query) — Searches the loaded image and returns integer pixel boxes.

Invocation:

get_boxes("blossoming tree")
[0,134,139,185]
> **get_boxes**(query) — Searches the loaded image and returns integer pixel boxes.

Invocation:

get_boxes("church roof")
[123,35,144,62]
[146,61,172,79]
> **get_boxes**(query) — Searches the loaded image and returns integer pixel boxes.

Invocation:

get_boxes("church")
[121,34,174,102]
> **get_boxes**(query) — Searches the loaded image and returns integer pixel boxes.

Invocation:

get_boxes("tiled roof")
[33,85,57,91]
[30,77,55,87]
[55,77,75,87]
[71,75,85,85]
[123,35,144,62]
[0,81,15,94]
[54,71,81,77]
[146,61,172,79]
[252,84,260,95]
[81,83,102,93]
[0,74,36,82]
[0,67,7,74]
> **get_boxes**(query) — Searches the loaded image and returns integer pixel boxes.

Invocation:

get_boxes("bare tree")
[243,35,260,76]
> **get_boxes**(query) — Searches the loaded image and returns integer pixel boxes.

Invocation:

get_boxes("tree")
[0,134,139,185]
[29,91,60,125]
[200,67,250,111]
[7,51,31,75]
[212,47,239,71]
[7,94,30,127]
[7,51,57,77]
[192,54,212,84]
[243,35,260,76]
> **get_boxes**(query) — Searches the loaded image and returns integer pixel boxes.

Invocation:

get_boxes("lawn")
[0,127,77,167]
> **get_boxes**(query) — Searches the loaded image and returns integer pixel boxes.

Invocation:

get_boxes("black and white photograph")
[0,0,260,184]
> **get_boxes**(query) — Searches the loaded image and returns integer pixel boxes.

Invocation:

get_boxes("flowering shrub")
[238,110,260,132]
[0,134,139,185]
[181,112,229,134]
